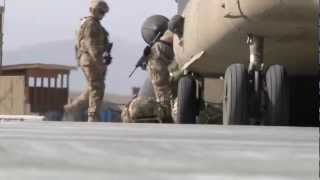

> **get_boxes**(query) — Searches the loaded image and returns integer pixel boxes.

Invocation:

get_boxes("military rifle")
[129,32,162,78]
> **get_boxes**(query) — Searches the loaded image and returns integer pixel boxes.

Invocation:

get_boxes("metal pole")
[0,0,5,70]
[247,34,264,119]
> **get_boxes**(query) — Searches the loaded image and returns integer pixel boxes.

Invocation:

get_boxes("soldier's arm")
[83,21,106,62]
[153,42,175,66]
[152,43,162,60]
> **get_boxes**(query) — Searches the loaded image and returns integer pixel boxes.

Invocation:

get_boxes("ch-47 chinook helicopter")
[170,0,319,126]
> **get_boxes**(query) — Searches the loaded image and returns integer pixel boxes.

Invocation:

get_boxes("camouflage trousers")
[153,86,173,123]
[66,65,106,121]
[148,63,174,123]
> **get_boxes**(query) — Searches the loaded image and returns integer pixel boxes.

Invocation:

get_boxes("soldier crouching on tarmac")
[122,15,178,123]
[147,30,175,123]
[64,0,112,122]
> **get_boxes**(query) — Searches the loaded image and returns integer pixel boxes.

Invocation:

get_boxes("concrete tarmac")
[0,122,318,180]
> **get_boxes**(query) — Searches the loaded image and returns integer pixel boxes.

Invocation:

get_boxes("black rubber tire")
[177,76,197,124]
[265,65,290,126]
[223,64,249,125]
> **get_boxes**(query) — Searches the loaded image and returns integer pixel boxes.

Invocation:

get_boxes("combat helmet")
[90,0,109,13]
[141,15,169,45]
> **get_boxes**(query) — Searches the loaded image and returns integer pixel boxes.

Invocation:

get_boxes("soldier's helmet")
[141,15,169,45]
[168,15,184,38]
[90,0,109,13]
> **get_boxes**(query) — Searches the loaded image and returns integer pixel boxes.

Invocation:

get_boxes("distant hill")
[3,37,148,95]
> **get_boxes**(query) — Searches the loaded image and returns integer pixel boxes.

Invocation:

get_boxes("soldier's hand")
[103,52,112,65]
[104,56,112,65]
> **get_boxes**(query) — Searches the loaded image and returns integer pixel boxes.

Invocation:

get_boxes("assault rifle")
[129,32,162,78]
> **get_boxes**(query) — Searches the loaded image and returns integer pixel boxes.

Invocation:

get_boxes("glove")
[103,52,112,65]
[105,56,112,65]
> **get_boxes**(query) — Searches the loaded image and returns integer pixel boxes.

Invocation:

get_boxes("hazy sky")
[4,0,176,50]
[2,0,177,95]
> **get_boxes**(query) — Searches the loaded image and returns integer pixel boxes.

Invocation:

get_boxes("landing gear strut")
[246,34,289,125]
[223,34,290,126]
[247,34,265,120]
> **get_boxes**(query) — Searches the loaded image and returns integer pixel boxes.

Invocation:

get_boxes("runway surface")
[0,122,318,180]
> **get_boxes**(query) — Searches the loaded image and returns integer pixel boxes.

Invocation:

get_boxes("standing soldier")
[64,0,112,122]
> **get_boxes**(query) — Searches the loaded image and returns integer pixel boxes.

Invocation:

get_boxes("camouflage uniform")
[146,31,175,123]
[64,1,110,122]
[121,96,165,123]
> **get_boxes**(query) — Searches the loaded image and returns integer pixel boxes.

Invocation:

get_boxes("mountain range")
[3,37,148,95]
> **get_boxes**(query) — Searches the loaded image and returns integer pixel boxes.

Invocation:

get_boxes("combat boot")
[88,113,101,122]
[64,103,77,113]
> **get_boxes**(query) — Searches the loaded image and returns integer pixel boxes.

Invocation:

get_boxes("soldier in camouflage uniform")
[146,31,175,123]
[121,16,177,123]
[121,31,177,123]
[64,0,112,122]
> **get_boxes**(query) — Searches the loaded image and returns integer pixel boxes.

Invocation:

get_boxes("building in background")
[0,63,75,120]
